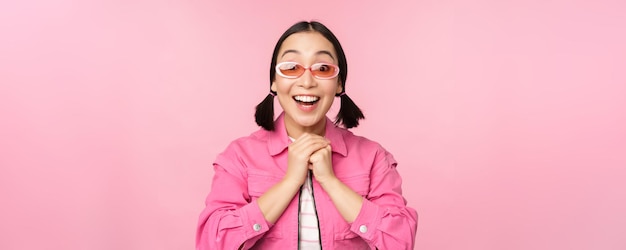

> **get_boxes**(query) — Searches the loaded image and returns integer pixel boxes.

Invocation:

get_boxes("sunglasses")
[275,62,340,80]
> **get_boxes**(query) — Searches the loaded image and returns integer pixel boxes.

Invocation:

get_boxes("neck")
[284,118,326,139]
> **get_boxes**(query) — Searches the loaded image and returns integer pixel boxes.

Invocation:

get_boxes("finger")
[299,142,330,157]
[312,144,332,154]
[292,133,329,143]
[291,137,330,152]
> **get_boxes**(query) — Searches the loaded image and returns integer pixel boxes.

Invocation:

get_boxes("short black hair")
[255,21,364,131]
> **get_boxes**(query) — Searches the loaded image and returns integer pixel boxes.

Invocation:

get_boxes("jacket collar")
[268,112,347,157]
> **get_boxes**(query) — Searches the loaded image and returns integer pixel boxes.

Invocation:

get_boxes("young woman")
[197,21,417,249]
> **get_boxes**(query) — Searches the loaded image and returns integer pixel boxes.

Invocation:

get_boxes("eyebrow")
[280,50,335,60]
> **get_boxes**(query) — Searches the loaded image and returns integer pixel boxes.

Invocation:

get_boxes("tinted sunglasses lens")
[277,63,304,78]
[311,64,338,79]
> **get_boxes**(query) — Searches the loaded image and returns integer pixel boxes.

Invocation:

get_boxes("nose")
[299,68,317,88]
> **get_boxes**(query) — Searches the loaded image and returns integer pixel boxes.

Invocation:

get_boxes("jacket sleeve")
[196,148,271,250]
[350,148,418,250]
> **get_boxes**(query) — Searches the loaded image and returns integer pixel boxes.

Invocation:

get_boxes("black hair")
[255,21,364,131]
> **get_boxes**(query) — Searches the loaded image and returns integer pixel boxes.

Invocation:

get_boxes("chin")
[290,111,326,126]
[294,117,323,127]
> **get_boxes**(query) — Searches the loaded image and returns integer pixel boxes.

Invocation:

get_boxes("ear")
[271,82,277,93]
[336,80,343,95]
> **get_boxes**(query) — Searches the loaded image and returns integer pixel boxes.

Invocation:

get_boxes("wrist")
[317,175,339,188]
[281,177,303,189]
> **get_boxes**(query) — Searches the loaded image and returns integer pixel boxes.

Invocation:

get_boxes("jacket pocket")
[247,169,281,197]
[338,174,370,196]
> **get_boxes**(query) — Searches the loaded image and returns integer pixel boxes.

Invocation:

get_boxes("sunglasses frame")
[275,62,340,80]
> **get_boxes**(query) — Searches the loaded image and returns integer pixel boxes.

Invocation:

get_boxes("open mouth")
[293,95,320,105]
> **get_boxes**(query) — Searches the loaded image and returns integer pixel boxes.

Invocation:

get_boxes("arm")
[196,156,270,250]
[196,160,306,250]
[318,177,363,222]
[350,149,418,250]
[197,135,329,250]
[313,146,418,249]
[257,178,301,224]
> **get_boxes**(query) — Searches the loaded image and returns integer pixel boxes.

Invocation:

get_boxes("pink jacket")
[196,113,418,249]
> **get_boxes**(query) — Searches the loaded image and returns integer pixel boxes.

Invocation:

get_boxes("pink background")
[1,1,625,249]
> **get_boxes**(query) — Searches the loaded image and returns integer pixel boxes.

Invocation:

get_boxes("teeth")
[294,95,319,103]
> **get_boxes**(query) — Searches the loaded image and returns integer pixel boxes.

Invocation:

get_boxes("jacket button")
[253,223,261,232]
[359,225,368,233]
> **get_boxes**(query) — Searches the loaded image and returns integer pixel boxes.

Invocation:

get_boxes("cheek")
[274,81,293,105]
[322,81,341,94]
[273,80,292,93]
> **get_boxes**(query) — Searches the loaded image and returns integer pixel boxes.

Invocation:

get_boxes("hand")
[284,133,330,186]
[309,144,336,184]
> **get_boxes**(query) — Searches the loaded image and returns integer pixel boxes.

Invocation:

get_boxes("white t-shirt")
[290,137,321,249]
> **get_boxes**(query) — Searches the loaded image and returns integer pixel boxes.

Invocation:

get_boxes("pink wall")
[1,1,625,249]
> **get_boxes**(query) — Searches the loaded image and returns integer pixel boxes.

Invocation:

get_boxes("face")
[271,31,343,137]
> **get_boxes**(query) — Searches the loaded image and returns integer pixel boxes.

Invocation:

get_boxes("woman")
[197,21,418,249]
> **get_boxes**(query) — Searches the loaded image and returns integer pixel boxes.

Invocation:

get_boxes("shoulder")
[213,128,272,175]
[338,128,396,165]
[332,128,400,181]
[340,128,387,153]
[220,128,270,154]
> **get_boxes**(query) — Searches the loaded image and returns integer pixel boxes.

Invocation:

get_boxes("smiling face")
[271,31,343,138]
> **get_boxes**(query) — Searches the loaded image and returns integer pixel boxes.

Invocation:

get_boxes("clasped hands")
[285,133,336,186]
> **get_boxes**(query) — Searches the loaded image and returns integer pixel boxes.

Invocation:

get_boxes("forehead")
[278,31,337,59]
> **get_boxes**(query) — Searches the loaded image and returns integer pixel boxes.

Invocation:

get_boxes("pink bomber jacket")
[196,113,418,249]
